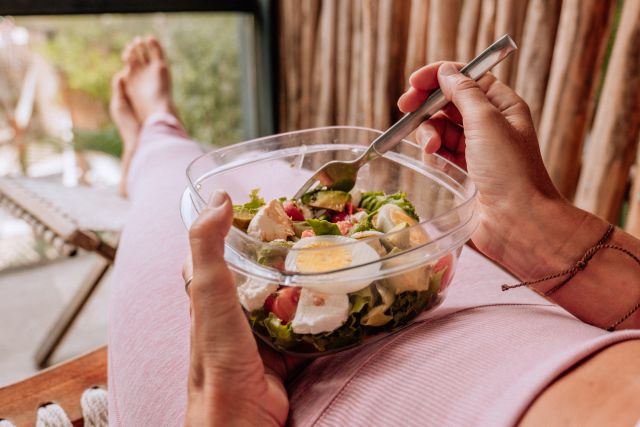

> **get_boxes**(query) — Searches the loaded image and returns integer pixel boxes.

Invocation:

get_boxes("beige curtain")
[277,0,640,234]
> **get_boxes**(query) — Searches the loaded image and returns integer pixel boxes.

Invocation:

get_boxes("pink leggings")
[108,115,640,426]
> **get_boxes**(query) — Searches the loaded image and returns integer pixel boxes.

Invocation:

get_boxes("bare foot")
[109,70,140,197]
[121,36,177,123]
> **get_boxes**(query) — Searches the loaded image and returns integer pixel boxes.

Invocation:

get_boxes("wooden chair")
[0,346,107,427]
[0,177,128,368]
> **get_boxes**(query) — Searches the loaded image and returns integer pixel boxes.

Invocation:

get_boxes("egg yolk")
[390,208,417,226]
[295,241,352,273]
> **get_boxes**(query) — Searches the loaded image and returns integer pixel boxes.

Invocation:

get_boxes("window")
[0,1,275,177]
[0,1,275,265]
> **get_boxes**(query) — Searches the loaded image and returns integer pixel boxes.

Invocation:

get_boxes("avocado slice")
[233,208,255,231]
[381,222,411,250]
[303,190,351,211]
[256,240,293,270]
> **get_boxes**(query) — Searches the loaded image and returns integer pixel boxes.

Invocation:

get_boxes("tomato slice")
[330,211,350,223]
[283,201,305,221]
[266,286,301,324]
[434,254,455,290]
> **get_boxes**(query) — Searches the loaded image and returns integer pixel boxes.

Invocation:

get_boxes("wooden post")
[335,0,352,125]
[373,0,411,129]
[404,0,429,81]
[427,0,461,63]
[514,0,562,130]
[538,0,615,199]
[374,0,394,130]
[300,1,320,129]
[456,0,481,61]
[575,0,640,222]
[493,0,528,84]
[348,0,363,125]
[475,0,496,56]
[278,0,301,131]
[626,143,640,238]
[389,0,412,121]
[358,0,378,128]
[314,0,337,127]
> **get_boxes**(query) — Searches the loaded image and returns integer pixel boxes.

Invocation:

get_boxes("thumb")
[437,62,500,129]
[189,190,233,270]
[188,190,235,298]
[186,191,264,385]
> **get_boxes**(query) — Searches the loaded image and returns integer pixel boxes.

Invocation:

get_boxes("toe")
[111,70,125,92]
[122,42,134,63]
[124,42,142,69]
[133,36,150,64]
[146,36,165,62]
[110,71,126,110]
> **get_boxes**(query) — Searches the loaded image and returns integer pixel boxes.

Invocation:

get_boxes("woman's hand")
[183,190,295,426]
[398,62,640,330]
[398,62,581,278]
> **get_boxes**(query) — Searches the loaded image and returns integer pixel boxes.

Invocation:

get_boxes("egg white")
[374,204,430,247]
[285,235,380,294]
[373,204,417,232]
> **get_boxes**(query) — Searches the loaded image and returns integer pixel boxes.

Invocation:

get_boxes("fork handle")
[366,34,517,160]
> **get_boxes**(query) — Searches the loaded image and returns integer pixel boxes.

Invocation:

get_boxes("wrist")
[490,193,608,282]
[186,380,282,427]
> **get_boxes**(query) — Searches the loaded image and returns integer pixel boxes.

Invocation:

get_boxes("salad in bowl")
[232,187,455,354]
[182,126,477,356]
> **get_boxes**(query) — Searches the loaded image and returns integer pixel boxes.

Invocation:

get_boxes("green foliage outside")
[16,13,244,158]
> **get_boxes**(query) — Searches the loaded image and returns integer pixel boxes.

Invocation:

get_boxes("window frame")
[1,0,278,139]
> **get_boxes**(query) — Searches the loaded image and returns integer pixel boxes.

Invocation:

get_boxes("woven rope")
[35,404,72,427]
[81,387,108,427]
[0,387,108,427]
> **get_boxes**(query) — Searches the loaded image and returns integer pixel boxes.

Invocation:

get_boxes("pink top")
[108,114,640,426]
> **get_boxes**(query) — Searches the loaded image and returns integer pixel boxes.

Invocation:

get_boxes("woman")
[108,37,640,426]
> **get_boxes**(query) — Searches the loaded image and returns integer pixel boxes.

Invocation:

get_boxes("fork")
[292,34,517,200]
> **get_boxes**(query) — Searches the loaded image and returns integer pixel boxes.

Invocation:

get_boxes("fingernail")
[209,190,226,207]
[439,62,458,77]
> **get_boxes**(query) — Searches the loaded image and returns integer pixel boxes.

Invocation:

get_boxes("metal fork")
[292,34,518,200]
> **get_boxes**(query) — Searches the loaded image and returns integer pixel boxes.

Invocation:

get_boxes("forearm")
[497,196,640,330]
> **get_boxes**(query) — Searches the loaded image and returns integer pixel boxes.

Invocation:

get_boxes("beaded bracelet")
[502,224,640,331]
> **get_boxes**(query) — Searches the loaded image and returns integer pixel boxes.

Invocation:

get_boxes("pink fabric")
[108,117,640,427]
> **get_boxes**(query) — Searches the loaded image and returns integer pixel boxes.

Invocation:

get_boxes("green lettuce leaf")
[233,188,265,215]
[386,290,436,329]
[306,218,342,236]
[350,213,375,233]
[359,191,419,220]
[249,291,373,353]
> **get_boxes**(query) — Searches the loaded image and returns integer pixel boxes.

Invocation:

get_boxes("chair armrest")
[0,346,107,426]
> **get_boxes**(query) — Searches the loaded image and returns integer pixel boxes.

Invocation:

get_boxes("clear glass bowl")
[181,126,477,356]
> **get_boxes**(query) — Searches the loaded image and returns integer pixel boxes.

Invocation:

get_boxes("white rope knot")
[0,387,108,427]
[36,403,72,427]
[81,387,108,427]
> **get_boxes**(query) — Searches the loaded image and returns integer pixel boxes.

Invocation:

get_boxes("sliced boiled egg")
[372,204,417,232]
[236,277,278,312]
[284,235,380,294]
[291,289,349,334]
[373,204,430,247]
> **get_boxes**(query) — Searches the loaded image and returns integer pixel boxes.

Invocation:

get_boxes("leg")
[107,37,200,426]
